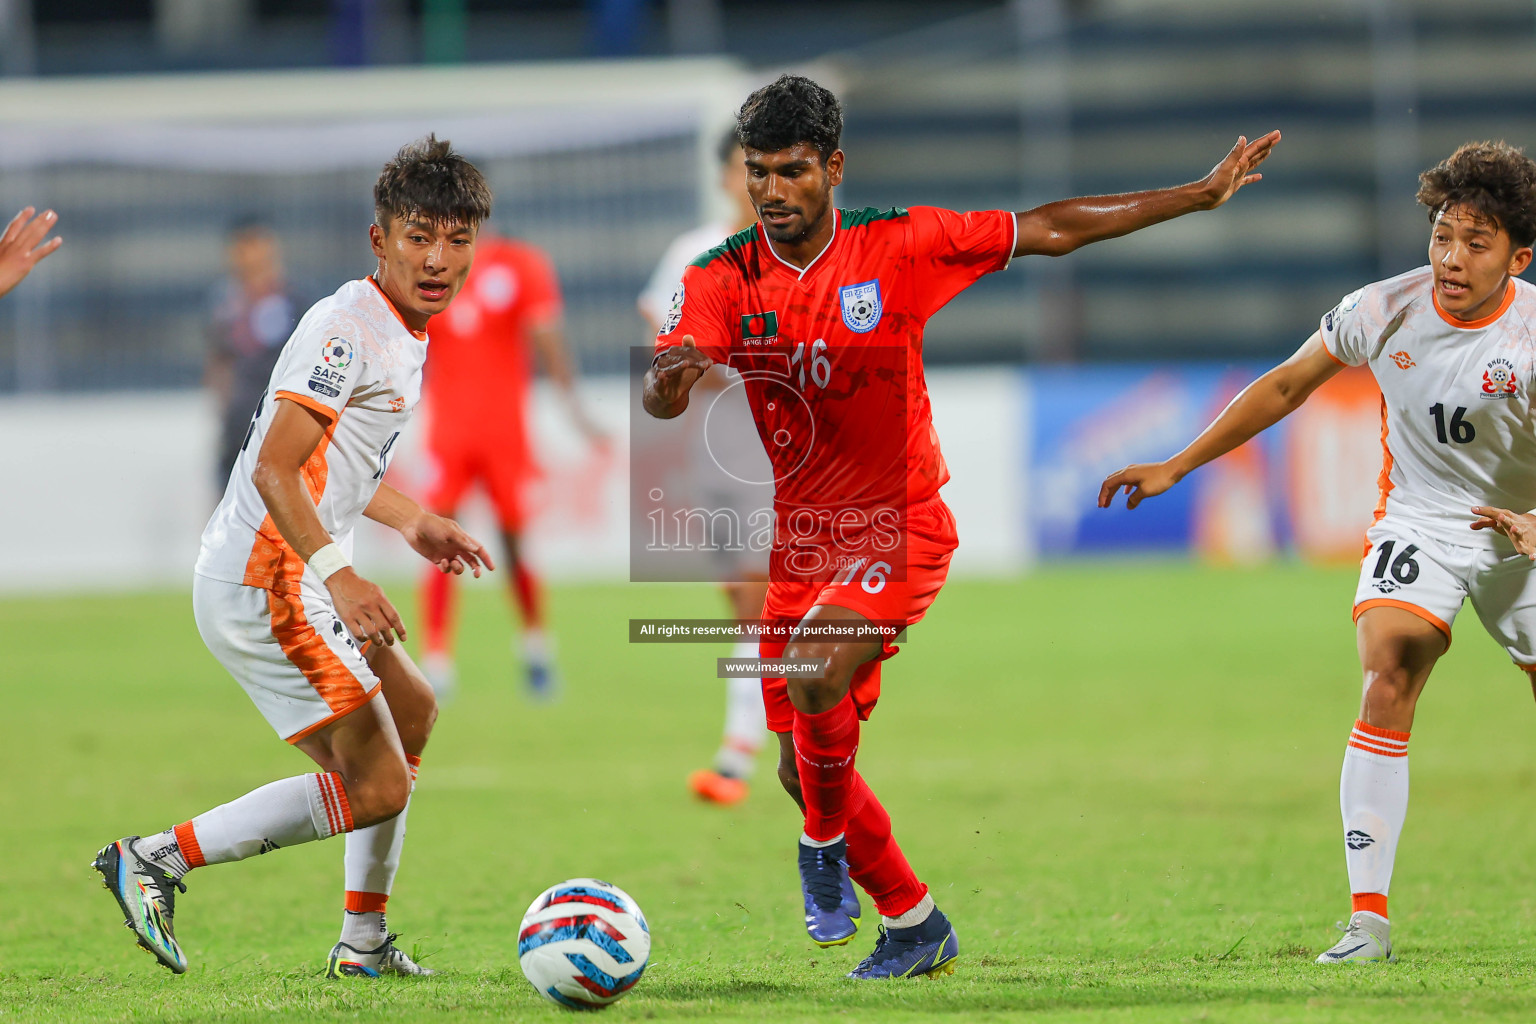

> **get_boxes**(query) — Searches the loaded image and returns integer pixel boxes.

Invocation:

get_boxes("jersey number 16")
[1429,403,1475,445]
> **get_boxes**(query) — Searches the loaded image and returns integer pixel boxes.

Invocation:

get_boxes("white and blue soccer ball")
[518,878,650,1009]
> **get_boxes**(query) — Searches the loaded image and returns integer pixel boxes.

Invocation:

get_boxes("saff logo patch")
[322,338,354,370]
[741,310,778,345]
[839,280,881,333]
[1481,357,1518,400]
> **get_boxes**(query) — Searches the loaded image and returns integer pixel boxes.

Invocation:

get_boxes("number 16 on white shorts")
[1353,517,1536,669]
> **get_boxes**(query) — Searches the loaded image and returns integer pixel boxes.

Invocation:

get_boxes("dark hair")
[735,74,842,163]
[1417,140,1536,249]
[373,133,492,230]
[716,127,743,166]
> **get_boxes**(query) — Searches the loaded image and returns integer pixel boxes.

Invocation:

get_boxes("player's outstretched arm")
[364,482,495,577]
[0,207,62,298]
[1015,131,1280,258]
[643,337,713,419]
[1471,506,1536,559]
[253,398,407,646]
[1099,330,1338,510]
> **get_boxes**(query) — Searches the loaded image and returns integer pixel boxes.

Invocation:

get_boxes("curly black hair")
[373,134,492,230]
[735,74,842,163]
[1417,140,1536,249]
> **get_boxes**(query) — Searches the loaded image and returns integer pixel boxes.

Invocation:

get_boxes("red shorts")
[759,496,958,732]
[422,435,537,531]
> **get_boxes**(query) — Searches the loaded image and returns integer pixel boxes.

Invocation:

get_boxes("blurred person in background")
[206,218,304,485]
[639,130,771,806]
[0,207,62,298]
[417,226,604,702]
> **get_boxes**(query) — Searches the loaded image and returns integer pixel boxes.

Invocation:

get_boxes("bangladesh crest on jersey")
[840,279,882,333]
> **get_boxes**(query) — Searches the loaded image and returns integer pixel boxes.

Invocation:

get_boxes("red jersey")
[424,235,563,451]
[655,206,1014,577]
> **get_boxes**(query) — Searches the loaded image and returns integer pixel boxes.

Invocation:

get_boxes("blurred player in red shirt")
[646,74,1278,979]
[418,231,600,699]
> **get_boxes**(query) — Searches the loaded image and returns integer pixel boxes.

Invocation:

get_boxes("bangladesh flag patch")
[741,311,778,343]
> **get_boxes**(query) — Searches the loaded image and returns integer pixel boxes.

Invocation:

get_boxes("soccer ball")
[518,878,650,1009]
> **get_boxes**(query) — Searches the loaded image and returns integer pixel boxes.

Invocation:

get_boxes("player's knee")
[1360,660,1416,711]
[783,643,854,714]
[347,761,412,829]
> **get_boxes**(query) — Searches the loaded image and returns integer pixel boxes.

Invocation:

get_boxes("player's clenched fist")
[402,511,496,577]
[325,567,408,646]
[643,337,713,418]
[1098,461,1183,510]
[1471,506,1536,560]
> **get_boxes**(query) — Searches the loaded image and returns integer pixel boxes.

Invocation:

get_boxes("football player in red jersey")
[645,74,1279,979]
[417,232,601,701]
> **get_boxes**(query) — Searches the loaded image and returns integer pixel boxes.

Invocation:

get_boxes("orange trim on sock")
[345,890,390,914]
[328,771,354,832]
[1352,892,1388,918]
[405,753,421,782]
[1352,719,1410,742]
[173,821,206,870]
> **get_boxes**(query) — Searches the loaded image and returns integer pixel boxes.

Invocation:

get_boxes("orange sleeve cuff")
[275,390,340,424]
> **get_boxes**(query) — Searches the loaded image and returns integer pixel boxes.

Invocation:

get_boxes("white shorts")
[193,573,381,742]
[1353,517,1536,668]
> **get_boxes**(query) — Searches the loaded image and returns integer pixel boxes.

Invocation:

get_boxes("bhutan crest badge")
[1480,357,1519,400]
[839,279,882,334]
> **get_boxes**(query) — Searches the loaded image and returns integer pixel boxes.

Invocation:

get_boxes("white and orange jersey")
[1321,266,1536,547]
[197,277,427,594]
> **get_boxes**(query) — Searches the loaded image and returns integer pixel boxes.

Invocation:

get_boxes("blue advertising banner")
[1026,363,1287,557]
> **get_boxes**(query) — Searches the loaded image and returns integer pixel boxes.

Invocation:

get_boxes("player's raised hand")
[402,511,495,577]
[326,568,409,647]
[1471,505,1536,559]
[0,207,62,299]
[1099,461,1183,510]
[654,338,712,393]
[1195,130,1282,210]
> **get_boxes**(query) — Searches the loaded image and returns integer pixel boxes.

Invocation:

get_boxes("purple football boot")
[798,837,861,946]
[847,906,959,979]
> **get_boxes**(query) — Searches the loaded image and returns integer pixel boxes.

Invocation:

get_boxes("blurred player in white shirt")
[94,136,495,978]
[1100,141,1536,965]
[639,131,772,805]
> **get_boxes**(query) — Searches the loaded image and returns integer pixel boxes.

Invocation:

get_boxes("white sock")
[340,910,389,949]
[152,773,351,873]
[521,628,551,666]
[716,641,766,779]
[882,892,935,929]
[340,759,416,942]
[800,832,844,849]
[138,828,191,878]
[1340,720,1410,901]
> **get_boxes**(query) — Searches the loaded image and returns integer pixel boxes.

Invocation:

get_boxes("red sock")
[511,562,544,629]
[792,696,860,841]
[845,772,927,917]
[421,564,456,655]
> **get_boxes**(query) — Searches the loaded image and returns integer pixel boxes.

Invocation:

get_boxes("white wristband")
[307,543,351,582]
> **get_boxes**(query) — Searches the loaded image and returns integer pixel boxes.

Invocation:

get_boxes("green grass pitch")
[5,562,1536,1022]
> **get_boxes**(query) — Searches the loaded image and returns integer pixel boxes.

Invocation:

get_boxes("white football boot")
[1316,911,1394,963]
[326,932,436,978]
